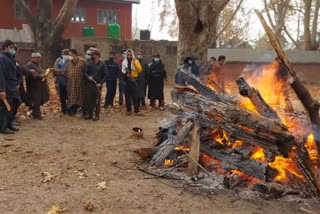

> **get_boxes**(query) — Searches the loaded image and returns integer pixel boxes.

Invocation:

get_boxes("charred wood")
[148,121,194,167]
[201,144,278,182]
[236,77,281,121]
[169,90,294,157]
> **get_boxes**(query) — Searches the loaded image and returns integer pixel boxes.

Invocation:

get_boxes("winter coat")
[148,60,166,100]
[53,57,69,85]
[52,58,86,108]
[24,61,50,107]
[136,58,148,98]
[104,59,119,81]
[85,60,106,84]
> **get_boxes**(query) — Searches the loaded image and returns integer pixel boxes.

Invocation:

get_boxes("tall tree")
[311,0,320,47]
[263,0,292,45]
[304,0,312,50]
[174,0,230,64]
[15,0,78,66]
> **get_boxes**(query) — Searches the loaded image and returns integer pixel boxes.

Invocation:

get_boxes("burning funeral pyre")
[137,65,320,200]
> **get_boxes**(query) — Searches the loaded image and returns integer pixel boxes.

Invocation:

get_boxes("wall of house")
[0,0,133,40]
[69,37,178,77]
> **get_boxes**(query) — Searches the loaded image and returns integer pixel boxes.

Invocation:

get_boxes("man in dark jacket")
[24,51,50,120]
[84,50,106,120]
[0,40,20,134]
[53,49,69,115]
[104,51,119,108]
[148,54,167,110]
[136,51,148,108]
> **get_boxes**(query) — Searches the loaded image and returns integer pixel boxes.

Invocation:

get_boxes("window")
[71,8,86,23]
[97,9,118,24]
[14,0,29,19]
[166,46,177,56]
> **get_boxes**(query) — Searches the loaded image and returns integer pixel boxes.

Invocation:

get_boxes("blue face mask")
[188,60,193,65]
[8,48,16,56]
[154,58,160,63]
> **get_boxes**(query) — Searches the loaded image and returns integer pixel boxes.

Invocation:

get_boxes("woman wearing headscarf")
[121,49,142,115]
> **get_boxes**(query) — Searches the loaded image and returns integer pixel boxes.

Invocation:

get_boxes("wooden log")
[169,90,294,158]
[148,121,194,167]
[236,77,281,121]
[188,120,201,176]
[176,67,240,104]
[255,9,320,160]
[201,144,278,182]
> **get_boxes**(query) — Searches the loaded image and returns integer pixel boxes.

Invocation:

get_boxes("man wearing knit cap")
[24,51,50,120]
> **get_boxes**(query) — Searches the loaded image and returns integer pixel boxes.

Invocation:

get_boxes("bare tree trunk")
[304,0,312,50]
[312,0,320,47]
[175,0,230,65]
[15,0,78,67]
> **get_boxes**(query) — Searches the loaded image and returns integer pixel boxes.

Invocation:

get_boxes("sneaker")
[159,106,165,111]
[8,126,19,132]
[92,116,99,121]
[0,129,14,135]
[134,112,145,117]
[126,112,132,116]
[84,115,93,120]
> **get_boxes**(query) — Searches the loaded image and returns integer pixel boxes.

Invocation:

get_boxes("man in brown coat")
[207,55,226,91]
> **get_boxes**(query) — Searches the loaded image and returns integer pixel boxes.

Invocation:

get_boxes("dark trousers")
[105,79,117,106]
[0,103,9,130]
[124,81,139,113]
[32,105,42,119]
[150,99,165,107]
[137,97,146,107]
[58,83,68,114]
[85,82,101,118]
[119,80,124,106]
[11,98,21,122]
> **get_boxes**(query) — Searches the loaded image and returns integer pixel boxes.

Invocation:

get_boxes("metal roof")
[208,49,320,64]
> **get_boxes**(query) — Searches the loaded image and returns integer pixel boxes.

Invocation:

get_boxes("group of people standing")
[50,47,167,119]
[0,39,167,134]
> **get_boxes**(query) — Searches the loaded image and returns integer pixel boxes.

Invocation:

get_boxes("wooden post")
[188,120,200,176]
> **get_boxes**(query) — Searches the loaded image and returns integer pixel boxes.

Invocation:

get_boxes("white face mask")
[85,55,91,60]
[62,55,69,61]
[69,56,74,61]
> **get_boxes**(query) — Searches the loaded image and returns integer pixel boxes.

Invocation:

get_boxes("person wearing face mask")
[184,56,200,77]
[84,50,106,121]
[136,51,149,109]
[104,51,119,108]
[122,49,142,115]
[117,49,127,106]
[0,40,21,134]
[53,49,70,115]
[50,49,87,117]
[148,54,167,110]
[24,51,50,120]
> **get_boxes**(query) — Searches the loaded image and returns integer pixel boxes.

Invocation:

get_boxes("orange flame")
[251,147,266,162]
[305,134,319,167]
[269,156,305,182]
[164,159,174,166]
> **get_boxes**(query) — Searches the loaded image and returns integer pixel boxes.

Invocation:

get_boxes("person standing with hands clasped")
[121,49,142,116]
[84,50,106,121]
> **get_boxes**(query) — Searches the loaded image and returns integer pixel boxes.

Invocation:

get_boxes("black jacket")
[148,60,166,100]
[104,59,119,81]
[85,60,107,84]
[0,52,19,99]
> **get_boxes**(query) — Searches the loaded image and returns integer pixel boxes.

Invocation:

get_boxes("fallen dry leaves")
[84,201,95,212]
[47,205,65,214]
[41,172,55,183]
[95,181,107,190]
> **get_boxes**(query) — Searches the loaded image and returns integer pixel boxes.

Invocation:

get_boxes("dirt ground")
[0,84,320,214]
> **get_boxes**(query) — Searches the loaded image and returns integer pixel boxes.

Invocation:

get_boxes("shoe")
[126,112,132,116]
[11,121,21,126]
[159,106,165,111]
[84,115,93,120]
[0,129,14,135]
[8,126,19,132]
[92,116,99,121]
[134,112,145,117]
